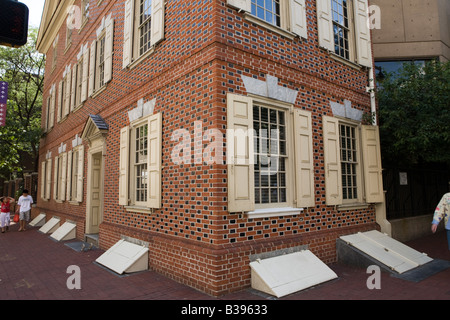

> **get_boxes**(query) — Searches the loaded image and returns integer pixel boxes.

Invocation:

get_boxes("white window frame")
[89,13,114,97]
[338,119,364,204]
[81,0,90,28]
[317,0,372,68]
[45,96,51,132]
[130,116,150,207]
[252,99,295,210]
[52,40,58,71]
[123,0,165,69]
[75,58,83,108]
[65,21,72,51]
[331,0,356,62]
[96,31,106,90]
[66,145,84,203]
[119,112,162,211]
[40,158,52,201]
[53,155,61,201]
[134,0,153,58]
[227,0,308,40]
[227,93,314,218]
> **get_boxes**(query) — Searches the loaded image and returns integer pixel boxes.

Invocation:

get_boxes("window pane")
[332,0,350,59]
[340,123,358,200]
[135,123,148,203]
[253,105,288,204]
[139,0,152,56]
[251,0,281,27]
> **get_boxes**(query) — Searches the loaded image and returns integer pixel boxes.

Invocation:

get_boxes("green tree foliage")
[377,60,450,167]
[0,27,45,178]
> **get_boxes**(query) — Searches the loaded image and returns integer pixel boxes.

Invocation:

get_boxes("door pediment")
[81,114,109,145]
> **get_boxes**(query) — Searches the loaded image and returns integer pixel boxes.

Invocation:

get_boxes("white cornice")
[36,0,76,54]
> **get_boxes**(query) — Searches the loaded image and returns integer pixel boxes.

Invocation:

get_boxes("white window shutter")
[81,48,89,102]
[45,159,52,200]
[226,93,254,213]
[53,156,59,200]
[71,65,77,111]
[361,125,383,203]
[119,126,130,206]
[294,109,314,208]
[147,113,162,208]
[290,0,308,39]
[60,153,67,201]
[49,85,55,128]
[76,145,84,202]
[41,161,46,200]
[316,0,334,51]
[354,0,372,67]
[64,70,71,118]
[150,0,165,47]
[104,17,114,83]
[122,0,134,68]
[226,0,251,12]
[66,150,73,201]
[57,80,63,122]
[322,115,342,205]
[88,40,96,96]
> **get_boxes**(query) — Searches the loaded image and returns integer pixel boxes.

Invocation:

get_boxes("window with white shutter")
[227,93,314,216]
[70,64,77,112]
[63,68,71,119]
[53,155,59,201]
[57,80,63,122]
[40,161,46,200]
[40,158,52,201]
[66,145,84,203]
[122,0,165,69]
[317,0,372,67]
[45,158,52,200]
[49,84,55,129]
[226,0,308,39]
[89,14,114,96]
[119,113,162,209]
[322,115,383,206]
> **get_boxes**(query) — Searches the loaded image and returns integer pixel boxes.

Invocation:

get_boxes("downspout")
[368,66,377,125]
[367,66,391,236]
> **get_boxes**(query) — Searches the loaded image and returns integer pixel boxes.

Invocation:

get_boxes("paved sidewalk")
[0,220,449,301]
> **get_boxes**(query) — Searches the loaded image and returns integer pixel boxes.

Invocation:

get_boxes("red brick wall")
[37,0,378,296]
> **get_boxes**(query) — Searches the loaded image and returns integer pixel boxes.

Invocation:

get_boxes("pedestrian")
[0,196,14,233]
[431,192,450,250]
[16,189,33,232]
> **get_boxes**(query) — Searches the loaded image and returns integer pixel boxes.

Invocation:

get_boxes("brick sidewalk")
[0,220,449,300]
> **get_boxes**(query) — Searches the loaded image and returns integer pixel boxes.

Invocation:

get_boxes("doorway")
[86,151,104,235]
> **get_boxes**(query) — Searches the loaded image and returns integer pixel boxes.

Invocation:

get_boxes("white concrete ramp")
[340,230,433,274]
[29,213,46,227]
[50,221,76,241]
[95,239,149,275]
[250,250,338,298]
[38,217,60,234]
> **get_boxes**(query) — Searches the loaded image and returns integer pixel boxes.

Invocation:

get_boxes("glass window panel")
[253,105,288,204]
[251,0,281,27]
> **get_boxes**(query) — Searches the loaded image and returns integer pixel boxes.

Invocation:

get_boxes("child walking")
[16,189,33,232]
[431,192,450,250]
[0,196,14,233]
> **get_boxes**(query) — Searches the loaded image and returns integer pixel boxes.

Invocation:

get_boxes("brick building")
[36,0,385,296]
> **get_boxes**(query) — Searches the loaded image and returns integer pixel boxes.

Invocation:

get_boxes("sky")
[21,0,46,28]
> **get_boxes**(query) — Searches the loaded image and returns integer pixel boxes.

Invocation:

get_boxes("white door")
[87,152,103,234]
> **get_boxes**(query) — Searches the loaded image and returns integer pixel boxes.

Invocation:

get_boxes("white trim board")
[95,239,149,275]
[250,250,338,298]
[340,230,433,274]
